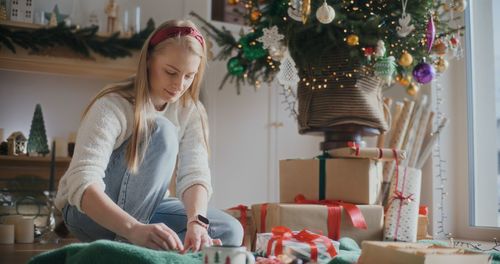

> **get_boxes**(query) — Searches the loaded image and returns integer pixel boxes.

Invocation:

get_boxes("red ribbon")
[228,204,249,245]
[347,141,360,156]
[260,203,269,233]
[266,226,337,262]
[266,226,293,257]
[386,152,415,241]
[294,194,367,240]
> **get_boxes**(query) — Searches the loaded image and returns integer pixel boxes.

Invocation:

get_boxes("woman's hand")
[183,222,212,252]
[126,222,184,251]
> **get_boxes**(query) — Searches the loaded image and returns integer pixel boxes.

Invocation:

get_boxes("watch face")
[197,214,209,225]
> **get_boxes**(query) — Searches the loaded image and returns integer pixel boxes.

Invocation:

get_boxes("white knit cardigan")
[55,93,212,212]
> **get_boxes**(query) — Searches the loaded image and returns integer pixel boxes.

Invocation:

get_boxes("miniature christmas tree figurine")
[214,251,220,263]
[27,104,50,156]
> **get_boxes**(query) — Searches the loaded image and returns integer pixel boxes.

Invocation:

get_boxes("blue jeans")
[62,116,243,246]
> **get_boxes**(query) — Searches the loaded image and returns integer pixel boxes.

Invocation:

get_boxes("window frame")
[447,0,500,240]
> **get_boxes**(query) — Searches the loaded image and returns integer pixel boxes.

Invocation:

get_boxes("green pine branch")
[0,19,156,59]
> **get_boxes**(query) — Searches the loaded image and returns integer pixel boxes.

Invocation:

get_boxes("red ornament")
[450,36,459,47]
[364,47,374,56]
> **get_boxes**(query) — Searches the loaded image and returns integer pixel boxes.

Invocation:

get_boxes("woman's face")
[148,42,201,108]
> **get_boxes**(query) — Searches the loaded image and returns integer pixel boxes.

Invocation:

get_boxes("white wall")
[0,71,108,142]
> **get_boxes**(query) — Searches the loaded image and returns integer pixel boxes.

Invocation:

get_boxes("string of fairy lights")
[433,79,448,237]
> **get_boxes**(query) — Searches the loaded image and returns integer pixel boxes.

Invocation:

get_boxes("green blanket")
[28,238,500,264]
[28,240,202,264]
[28,239,361,264]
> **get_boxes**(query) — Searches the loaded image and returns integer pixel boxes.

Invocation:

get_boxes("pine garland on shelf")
[0,19,156,59]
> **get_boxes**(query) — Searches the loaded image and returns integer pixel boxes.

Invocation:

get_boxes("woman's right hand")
[126,222,184,251]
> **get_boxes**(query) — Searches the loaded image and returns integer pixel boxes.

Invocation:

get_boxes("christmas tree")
[192,0,465,94]
[27,104,50,156]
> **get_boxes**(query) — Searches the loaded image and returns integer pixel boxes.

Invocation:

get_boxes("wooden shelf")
[0,21,139,80]
[0,155,71,186]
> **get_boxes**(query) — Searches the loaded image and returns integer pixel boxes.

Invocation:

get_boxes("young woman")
[55,20,243,252]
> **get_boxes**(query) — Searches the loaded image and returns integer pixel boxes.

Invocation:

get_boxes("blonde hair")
[83,19,208,173]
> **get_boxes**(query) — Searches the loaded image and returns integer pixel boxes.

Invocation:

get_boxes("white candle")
[1,215,34,244]
[135,6,141,33]
[0,224,14,244]
[15,217,34,243]
[124,10,129,33]
[55,137,68,157]
[2,215,23,225]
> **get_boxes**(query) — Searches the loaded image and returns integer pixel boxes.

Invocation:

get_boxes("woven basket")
[296,48,388,135]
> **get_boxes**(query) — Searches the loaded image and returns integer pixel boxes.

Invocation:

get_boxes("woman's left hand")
[183,222,212,252]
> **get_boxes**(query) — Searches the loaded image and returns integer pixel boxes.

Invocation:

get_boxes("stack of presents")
[225,144,491,263]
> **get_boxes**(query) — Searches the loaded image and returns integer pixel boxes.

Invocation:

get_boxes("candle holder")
[38,190,60,244]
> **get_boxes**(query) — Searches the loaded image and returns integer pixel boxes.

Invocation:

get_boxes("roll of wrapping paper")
[408,107,433,168]
[328,147,406,161]
[380,100,415,205]
[386,101,404,149]
[377,98,393,148]
[400,95,428,167]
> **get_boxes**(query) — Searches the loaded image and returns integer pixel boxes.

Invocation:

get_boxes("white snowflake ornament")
[257,26,284,51]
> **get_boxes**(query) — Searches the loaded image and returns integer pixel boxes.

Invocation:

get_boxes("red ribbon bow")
[392,191,414,204]
[266,226,337,262]
[294,194,367,240]
[228,204,249,245]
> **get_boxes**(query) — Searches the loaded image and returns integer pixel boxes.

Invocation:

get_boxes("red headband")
[149,26,205,48]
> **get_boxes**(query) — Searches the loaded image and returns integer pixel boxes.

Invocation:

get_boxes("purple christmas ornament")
[426,14,436,53]
[413,62,436,84]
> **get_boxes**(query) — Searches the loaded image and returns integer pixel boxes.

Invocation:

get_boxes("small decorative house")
[7,131,27,156]
[10,0,33,23]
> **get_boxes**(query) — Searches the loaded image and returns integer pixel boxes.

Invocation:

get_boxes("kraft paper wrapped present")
[384,167,421,242]
[280,157,382,205]
[358,241,492,264]
[255,227,340,264]
[251,202,384,245]
[225,205,255,250]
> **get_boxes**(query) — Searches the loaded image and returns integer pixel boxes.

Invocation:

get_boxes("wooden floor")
[0,238,79,264]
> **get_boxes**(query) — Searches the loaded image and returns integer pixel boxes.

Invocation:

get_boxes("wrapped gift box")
[280,158,382,205]
[251,203,384,245]
[358,241,492,264]
[384,167,421,242]
[255,230,340,264]
[225,205,256,250]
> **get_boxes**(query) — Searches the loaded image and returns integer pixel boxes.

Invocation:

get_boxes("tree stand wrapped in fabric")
[295,48,388,150]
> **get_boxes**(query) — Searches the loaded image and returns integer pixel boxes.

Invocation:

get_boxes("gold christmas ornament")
[398,75,412,87]
[302,0,311,24]
[435,57,449,73]
[398,51,413,67]
[227,0,239,5]
[407,82,419,96]
[250,9,262,23]
[316,0,335,24]
[346,34,359,46]
[432,41,447,56]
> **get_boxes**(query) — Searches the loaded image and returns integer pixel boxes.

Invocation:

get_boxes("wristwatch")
[188,214,210,229]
